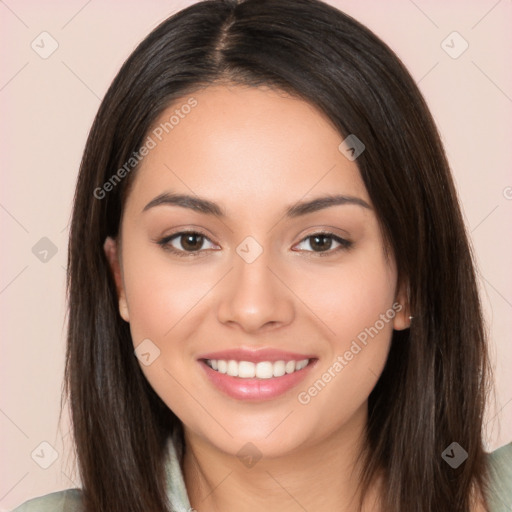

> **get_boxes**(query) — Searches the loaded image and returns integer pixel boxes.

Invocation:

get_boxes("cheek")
[119,242,223,416]
[121,246,216,347]
[291,250,397,345]
[119,246,206,420]
[293,253,397,412]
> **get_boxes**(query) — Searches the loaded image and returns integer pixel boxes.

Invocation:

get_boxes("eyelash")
[156,230,353,258]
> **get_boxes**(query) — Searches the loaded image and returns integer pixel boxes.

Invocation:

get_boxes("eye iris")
[311,234,332,251]
[181,233,203,251]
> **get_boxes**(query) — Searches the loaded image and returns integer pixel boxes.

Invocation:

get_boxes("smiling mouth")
[202,358,314,379]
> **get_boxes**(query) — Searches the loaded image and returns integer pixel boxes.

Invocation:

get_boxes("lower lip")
[199,359,317,401]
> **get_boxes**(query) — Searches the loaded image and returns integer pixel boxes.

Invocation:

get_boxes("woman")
[12,0,512,511]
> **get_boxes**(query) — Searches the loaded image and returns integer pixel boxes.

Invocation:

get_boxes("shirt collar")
[164,434,193,512]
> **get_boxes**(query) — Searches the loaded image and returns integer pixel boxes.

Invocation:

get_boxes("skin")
[104,84,414,511]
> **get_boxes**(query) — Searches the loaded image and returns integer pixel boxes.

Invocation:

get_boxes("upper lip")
[197,347,317,363]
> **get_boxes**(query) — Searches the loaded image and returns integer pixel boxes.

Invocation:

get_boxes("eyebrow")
[142,192,371,218]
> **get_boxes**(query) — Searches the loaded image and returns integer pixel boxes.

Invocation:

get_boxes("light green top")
[11,440,512,511]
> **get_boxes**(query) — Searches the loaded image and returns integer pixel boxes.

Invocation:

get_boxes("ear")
[103,236,130,322]
[392,281,412,331]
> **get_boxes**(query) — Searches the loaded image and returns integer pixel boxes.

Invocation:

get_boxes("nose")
[216,246,295,333]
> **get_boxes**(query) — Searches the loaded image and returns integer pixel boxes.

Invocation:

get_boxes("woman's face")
[105,84,409,458]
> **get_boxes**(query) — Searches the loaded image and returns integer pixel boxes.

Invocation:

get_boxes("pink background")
[1,0,511,508]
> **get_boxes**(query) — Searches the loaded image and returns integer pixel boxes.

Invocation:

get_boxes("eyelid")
[156,229,219,256]
[292,230,352,255]
[156,228,352,258]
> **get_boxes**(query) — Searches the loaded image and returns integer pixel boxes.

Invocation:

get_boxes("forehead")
[124,85,370,218]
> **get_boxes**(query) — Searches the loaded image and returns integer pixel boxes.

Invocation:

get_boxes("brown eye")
[294,232,352,255]
[179,233,205,251]
[309,234,334,251]
[157,231,217,257]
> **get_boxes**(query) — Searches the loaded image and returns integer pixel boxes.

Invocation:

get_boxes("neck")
[182,403,382,512]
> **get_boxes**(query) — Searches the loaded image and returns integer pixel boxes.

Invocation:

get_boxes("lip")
[197,348,318,401]
[197,347,317,363]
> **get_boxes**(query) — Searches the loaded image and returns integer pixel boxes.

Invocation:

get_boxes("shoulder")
[485,442,512,511]
[11,488,83,512]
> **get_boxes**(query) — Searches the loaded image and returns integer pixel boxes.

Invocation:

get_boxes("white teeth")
[273,360,286,377]
[205,358,310,378]
[238,361,256,378]
[227,360,238,377]
[285,360,296,374]
[256,361,273,379]
[296,359,308,370]
[217,360,227,374]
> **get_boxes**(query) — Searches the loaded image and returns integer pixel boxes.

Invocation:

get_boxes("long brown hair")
[64,1,493,510]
